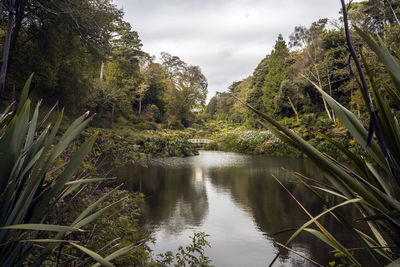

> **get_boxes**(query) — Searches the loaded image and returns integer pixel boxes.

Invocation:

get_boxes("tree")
[289,19,344,121]
[0,0,16,108]
[111,20,143,63]
[87,20,146,126]
[229,77,252,122]
[205,96,218,119]
[0,0,123,107]
[109,20,145,114]
[161,52,208,127]
[262,34,289,116]
[348,0,400,34]
[141,62,169,115]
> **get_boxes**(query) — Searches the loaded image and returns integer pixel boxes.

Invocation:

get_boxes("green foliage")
[205,92,235,120]
[1,0,211,130]
[161,52,208,127]
[82,128,199,166]
[203,120,301,156]
[4,0,123,107]
[53,188,149,266]
[262,34,289,116]
[155,232,213,267]
[0,77,130,266]
[241,19,400,265]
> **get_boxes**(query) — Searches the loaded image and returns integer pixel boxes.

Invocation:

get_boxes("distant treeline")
[205,0,400,127]
[0,0,207,129]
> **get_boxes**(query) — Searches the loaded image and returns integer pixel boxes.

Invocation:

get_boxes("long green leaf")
[0,224,82,232]
[251,106,382,209]
[363,53,400,172]
[286,198,361,245]
[46,116,92,165]
[91,244,139,267]
[304,228,359,263]
[66,178,109,185]
[15,74,33,115]
[0,101,15,124]
[74,197,126,229]
[304,76,387,171]
[355,230,393,261]
[70,243,114,267]
[285,199,362,265]
[309,185,349,200]
[60,113,89,143]
[355,27,400,91]
[72,185,122,226]
[21,239,76,243]
[384,84,400,107]
[24,101,41,152]
[292,172,384,266]
[35,133,98,217]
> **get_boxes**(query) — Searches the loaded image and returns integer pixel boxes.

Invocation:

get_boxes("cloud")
[113,0,347,102]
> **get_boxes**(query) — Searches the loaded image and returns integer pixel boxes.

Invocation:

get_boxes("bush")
[0,76,129,266]
[146,121,159,130]
[134,122,151,130]
[169,119,185,130]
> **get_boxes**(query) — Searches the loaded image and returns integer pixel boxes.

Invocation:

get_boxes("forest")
[0,0,208,131]
[1,0,400,266]
[1,1,398,136]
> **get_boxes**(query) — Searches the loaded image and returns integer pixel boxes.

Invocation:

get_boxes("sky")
[112,0,352,102]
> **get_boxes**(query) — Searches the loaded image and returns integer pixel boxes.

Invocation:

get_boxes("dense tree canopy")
[0,0,123,106]
[205,0,400,131]
[0,1,208,129]
[161,52,208,127]
[0,0,398,132]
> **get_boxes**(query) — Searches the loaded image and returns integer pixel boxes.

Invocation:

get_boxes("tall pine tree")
[261,34,289,116]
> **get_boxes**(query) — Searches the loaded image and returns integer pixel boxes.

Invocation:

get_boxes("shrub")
[0,76,131,266]
[134,122,151,131]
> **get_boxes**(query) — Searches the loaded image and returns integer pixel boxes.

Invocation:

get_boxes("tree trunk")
[0,0,17,109]
[100,62,104,80]
[8,0,23,69]
[326,66,336,123]
[313,66,333,121]
[110,102,115,129]
[138,97,142,114]
[287,96,299,122]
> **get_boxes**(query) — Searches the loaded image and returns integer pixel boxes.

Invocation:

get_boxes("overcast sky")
[112,0,350,102]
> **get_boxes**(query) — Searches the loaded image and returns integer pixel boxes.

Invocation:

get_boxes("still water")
[116,151,363,267]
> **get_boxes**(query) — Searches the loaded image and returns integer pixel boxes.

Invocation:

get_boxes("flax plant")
[0,75,132,266]
[238,1,400,266]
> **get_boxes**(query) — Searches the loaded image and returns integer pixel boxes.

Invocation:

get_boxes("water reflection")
[116,151,365,266]
[121,163,209,233]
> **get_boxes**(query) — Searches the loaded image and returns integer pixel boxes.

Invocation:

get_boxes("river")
[116,151,365,266]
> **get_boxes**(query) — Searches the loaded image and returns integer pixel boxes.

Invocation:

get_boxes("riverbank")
[202,126,302,156]
[116,151,370,266]
[54,125,206,266]
[196,120,358,161]
[80,127,199,166]
[58,120,351,265]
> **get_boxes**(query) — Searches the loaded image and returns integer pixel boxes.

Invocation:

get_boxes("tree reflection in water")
[119,163,209,233]
[116,151,368,267]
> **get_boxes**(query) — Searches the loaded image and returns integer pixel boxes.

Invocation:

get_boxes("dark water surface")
[116,151,365,267]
